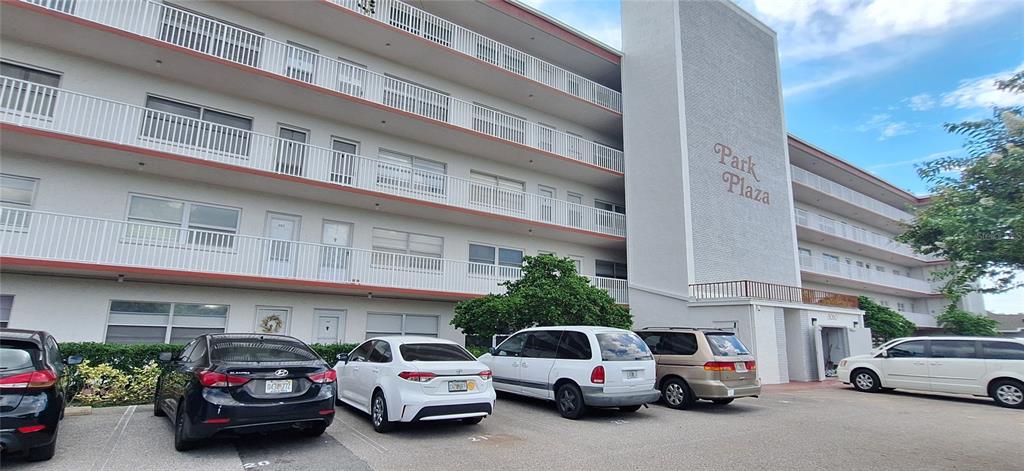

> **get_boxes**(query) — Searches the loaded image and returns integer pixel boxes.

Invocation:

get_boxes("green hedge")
[60,342,362,372]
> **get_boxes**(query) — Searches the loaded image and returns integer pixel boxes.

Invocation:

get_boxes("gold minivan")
[636,327,761,409]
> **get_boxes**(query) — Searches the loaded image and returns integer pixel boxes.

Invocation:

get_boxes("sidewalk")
[762,378,844,393]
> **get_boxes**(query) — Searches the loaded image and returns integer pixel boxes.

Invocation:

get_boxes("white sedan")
[333,336,496,432]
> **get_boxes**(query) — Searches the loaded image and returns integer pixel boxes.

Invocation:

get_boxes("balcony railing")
[17,0,625,173]
[0,78,626,237]
[799,254,935,294]
[790,166,914,222]
[900,311,937,328]
[794,208,940,262]
[0,208,628,303]
[327,0,622,112]
[689,280,859,309]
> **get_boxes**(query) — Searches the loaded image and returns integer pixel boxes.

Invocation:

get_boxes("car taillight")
[197,370,249,388]
[590,365,605,384]
[704,361,737,372]
[308,370,337,384]
[17,425,46,433]
[0,370,57,389]
[398,371,436,382]
[478,370,492,380]
[745,361,757,371]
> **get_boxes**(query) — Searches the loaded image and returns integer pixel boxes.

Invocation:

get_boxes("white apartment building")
[0,0,981,384]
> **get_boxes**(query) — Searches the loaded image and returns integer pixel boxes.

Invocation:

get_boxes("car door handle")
[913,362,926,365]
[371,368,380,373]
[520,362,528,368]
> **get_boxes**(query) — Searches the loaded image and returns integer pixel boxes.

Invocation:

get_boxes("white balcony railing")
[799,254,935,294]
[0,78,626,237]
[0,208,629,303]
[18,0,625,173]
[790,166,914,222]
[794,209,940,262]
[327,0,622,112]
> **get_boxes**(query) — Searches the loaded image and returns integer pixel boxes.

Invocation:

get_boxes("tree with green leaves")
[452,254,631,340]
[858,296,916,342]
[936,305,1000,336]
[897,71,1024,298]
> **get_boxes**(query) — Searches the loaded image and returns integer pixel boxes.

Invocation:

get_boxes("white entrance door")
[538,185,555,222]
[319,220,353,282]
[265,213,300,277]
[314,309,346,344]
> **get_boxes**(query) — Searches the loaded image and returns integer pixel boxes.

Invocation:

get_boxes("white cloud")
[880,122,912,139]
[867,148,959,171]
[783,51,910,97]
[855,113,916,141]
[940,64,1024,109]
[907,93,936,111]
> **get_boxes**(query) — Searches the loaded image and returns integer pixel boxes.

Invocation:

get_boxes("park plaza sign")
[714,143,770,205]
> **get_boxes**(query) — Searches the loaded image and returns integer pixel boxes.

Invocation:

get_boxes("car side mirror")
[337,353,348,364]
[879,350,889,358]
[488,347,497,355]
[65,355,83,366]
[158,352,173,362]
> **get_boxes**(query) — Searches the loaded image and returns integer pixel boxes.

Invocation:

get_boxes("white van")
[837,336,1024,408]
[477,326,661,419]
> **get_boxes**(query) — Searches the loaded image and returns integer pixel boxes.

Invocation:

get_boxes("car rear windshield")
[706,333,750,356]
[399,343,476,362]
[0,342,38,374]
[210,339,319,363]
[597,332,654,361]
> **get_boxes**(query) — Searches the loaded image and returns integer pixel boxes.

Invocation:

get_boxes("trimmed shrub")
[858,296,915,343]
[60,342,184,373]
[72,360,161,407]
[309,343,360,362]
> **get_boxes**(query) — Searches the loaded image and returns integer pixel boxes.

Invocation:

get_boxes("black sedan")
[154,333,336,451]
[0,329,82,461]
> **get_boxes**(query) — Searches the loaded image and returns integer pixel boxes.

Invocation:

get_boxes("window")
[568,255,583,273]
[595,199,625,229]
[159,3,263,67]
[285,41,318,82]
[469,243,523,277]
[892,269,903,277]
[522,331,561,359]
[596,260,627,280]
[377,149,446,197]
[371,228,443,270]
[0,295,12,328]
[798,248,812,266]
[556,331,593,360]
[400,343,476,362]
[538,185,556,221]
[537,123,557,152]
[141,95,252,156]
[320,220,353,272]
[329,137,359,184]
[368,340,393,363]
[365,313,439,338]
[818,215,837,234]
[597,332,653,361]
[469,171,525,211]
[495,333,526,357]
[876,265,886,272]
[104,300,229,344]
[210,337,319,362]
[126,194,240,248]
[0,61,60,117]
[186,338,207,363]
[275,125,308,176]
[383,75,449,121]
[981,341,1024,360]
[822,253,841,271]
[337,58,367,97]
[0,174,38,228]
[567,192,584,227]
[794,208,809,226]
[348,341,373,362]
[887,340,927,358]
[471,103,526,143]
[639,332,698,356]
[706,333,750,356]
[930,340,977,359]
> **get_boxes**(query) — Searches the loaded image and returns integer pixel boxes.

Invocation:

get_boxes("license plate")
[265,379,292,394]
[625,370,639,379]
[448,380,468,392]
[734,362,748,373]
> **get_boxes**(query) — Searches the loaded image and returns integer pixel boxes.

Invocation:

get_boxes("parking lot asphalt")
[4,382,1021,471]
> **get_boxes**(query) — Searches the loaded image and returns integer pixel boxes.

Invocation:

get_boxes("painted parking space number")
[243,461,271,469]
[468,435,492,442]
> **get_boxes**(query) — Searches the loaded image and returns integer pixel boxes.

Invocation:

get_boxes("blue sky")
[525,0,1024,314]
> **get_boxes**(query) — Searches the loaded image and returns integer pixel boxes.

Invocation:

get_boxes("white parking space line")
[90,405,136,471]
[332,416,388,454]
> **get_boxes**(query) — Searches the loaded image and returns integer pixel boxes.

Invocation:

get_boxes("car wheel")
[555,383,587,420]
[461,416,483,425]
[370,392,394,433]
[991,379,1024,409]
[302,422,329,437]
[173,405,196,451]
[711,398,734,405]
[851,369,881,393]
[661,378,696,410]
[618,405,642,413]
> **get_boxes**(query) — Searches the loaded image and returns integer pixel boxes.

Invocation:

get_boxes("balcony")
[0,78,626,242]
[794,208,941,265]
[0,208,629,304]
[689,280,859,309]
[790,165,913,228]
[7,0,625,181]
[799,254,937,296]
[900,311,938,328]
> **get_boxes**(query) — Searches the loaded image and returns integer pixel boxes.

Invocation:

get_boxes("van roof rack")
[640,326,727,331]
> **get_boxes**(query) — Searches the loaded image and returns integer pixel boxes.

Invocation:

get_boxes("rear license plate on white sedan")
[734,362,748,373]
[265,379,292,394]
[448,381,468,392]
[625,370,640,379]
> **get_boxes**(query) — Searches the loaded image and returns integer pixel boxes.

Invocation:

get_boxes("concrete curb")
[64,406,93,416]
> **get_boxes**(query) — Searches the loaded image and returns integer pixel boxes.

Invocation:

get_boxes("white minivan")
[837,336,1024,408]
[478,326,661,419]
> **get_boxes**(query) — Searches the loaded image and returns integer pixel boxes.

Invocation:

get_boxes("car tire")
[370,391,395,433]
[555,383,587,420]
[661,378,696,410]
[711,398,734,405]
[990,379,1024,409]
[461,416,483,425]
[302,422,329,437]
[173,405,196,452]
[25,436,56,462]
[851,369,882,393]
